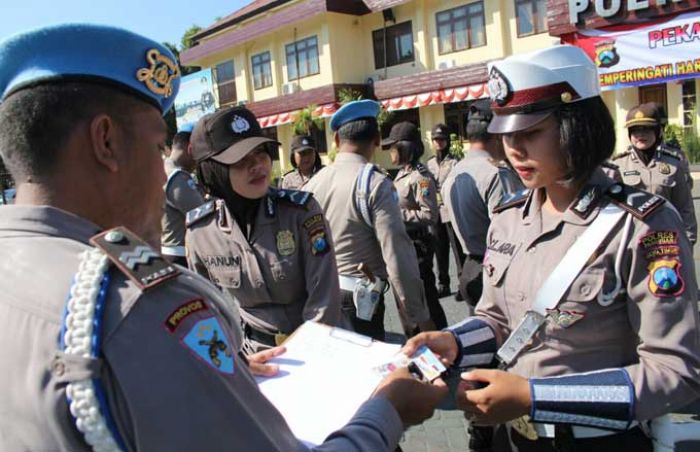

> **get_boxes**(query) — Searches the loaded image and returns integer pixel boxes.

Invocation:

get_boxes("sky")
[1,0,251,48]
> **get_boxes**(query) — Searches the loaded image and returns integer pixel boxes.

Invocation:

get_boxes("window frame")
[285,35,320,81]
[214,60,237,106]
[515,0,548,38]
[682,80,697,129]
[436,2,487,55]
[251,51,273,90]
[372,20,415,70]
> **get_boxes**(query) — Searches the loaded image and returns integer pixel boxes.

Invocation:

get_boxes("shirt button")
[581,285,591,296]
[527,246,536,253]
[51,359,66,377]
[256,280,264,288]
[485,265,494,277]
[517,291,525,302]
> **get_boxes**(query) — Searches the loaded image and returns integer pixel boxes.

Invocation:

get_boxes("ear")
[334,132,340,148]
[89,114,120,173]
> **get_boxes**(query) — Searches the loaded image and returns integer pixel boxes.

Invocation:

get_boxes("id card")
[373,345,447,382]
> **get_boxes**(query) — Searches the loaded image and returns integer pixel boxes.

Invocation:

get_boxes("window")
[639,83,668,115]
[515,0,548,37]
[372,21,415,69]
[215,61,236,106]
[286,36,320,81]
[444,101,472,142]
[436,2,486,54]
[682,80,697,128]
[252,51,273,90]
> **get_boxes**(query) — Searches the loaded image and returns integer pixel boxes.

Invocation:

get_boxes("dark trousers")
[432,222,451,287]
[491,424,652,452]
[446,222,466,276]
[340,289,386,341]
[459,255,484,307]
[411,232,447,331]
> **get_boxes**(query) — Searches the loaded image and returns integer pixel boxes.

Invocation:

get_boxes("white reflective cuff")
[533,385,632,404]
[459,353,495,368]
[161,245,186,257]
[534,411,631,431]
[458,327,494,349]
[533,420,638,438]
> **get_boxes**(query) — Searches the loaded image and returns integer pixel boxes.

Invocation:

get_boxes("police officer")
[279,134,324,190]
[186,107,341,353]
[383,121,447,331]
[305,100,434,340]
[161,123,205,266]
[612,102,697,244]
[406,45,700,451]
[426,124,461,298]
[441,100,524,307]
[0,24,448,452]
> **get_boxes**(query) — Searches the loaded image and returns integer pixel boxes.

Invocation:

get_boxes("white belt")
[534,421,638,439]
[161,245,186,257]
[338,274,362,292]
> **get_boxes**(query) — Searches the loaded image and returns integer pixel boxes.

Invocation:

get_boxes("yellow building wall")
[608,87,640,154]
[419,104,447,160]
[327,13,371,83]
[667,82,683,127]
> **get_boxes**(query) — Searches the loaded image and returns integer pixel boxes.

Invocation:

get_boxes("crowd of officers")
[2,22,700,452]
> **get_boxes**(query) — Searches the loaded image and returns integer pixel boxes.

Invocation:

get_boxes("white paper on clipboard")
[255,321,401,446]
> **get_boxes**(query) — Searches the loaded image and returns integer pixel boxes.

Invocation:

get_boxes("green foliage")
[293,105,324,136]
[181,25,203,51]
[336,87,392,128]
[449,133,465,159]
[664,107,700,163]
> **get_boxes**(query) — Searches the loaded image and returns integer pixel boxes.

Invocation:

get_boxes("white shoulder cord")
[597,212,633,307]
[63,248,122,452]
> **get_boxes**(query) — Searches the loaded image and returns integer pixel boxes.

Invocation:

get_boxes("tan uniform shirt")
[279,168,320,190]
[475,169,700,420]
[442,149,524,256]
[161,158,205,252]
[394,164,439,230]
[304,152,430,324]
[186,191,341,335]
[612,144,697,243]
[426,155,458,223]
[0,205,402,451]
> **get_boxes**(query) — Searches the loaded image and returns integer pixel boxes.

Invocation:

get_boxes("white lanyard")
[497,204,628,367]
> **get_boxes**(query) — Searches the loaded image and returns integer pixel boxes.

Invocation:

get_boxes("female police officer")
[186,106,341,353]
[405,45,700,451]
[383,122,447,332]
[279,134,324,190]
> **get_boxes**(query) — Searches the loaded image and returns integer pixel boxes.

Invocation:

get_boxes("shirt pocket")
[208,265,242,289]
[267,258,296,305]
[622,172,642,186]
[483,251,515,287]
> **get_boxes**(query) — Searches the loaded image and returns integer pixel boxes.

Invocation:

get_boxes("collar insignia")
[136,48,180,97]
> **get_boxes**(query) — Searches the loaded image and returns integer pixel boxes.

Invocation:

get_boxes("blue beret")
[0,24,180,114]
[330,99,380,132]
[177,123,195,134]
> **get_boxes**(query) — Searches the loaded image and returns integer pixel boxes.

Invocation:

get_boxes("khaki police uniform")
[426,155,458,224]
[305,152,430,338]
[394,163,446,330]
[612,144,696,244]
[279,168,314,190]
[0,205,402,451]
[186,188,341,353]
[161,157,205,264]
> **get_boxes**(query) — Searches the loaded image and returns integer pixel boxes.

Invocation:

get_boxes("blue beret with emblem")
[330,99,380,132]
[0,24,180,114]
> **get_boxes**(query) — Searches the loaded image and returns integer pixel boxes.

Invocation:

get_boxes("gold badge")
[136,48,180,97]
[659,163,671,175]
[561,92,573,103]
[635,110,646,119]
[511,415,538,440]
[276,230,296,256]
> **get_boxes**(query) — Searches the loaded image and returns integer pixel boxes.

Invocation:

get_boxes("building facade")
[181,0,700,172]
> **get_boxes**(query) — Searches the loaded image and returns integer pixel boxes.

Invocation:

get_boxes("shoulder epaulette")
[90,227,180,291]
[186,200,216,227]
[605,183,665,220]
[493,189,530,214]
[282,169,296,177]
[601,161,619,171]
[416,163,432,179]
[658,144,683,161]
[271,188,313,208]
[611,149,632,160]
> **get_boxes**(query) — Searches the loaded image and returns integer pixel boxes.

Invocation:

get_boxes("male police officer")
[442,100,523,306]
[0,24,446,451]
[426,124,462,298]
[305,100,434,339]
[612,102,697,244]
[161,123,205,265]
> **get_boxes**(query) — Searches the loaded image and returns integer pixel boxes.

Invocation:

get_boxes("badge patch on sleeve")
[182,317,235,374]
[419,179,431,197]
[309,228,329,255]
[164,299,209,332]
[647,259,684,298]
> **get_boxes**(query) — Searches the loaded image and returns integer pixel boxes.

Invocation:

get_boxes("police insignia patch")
[136,48,179,97]
[310,229,329,255]
[182,317,234,374]
[647,259,684,298]
[546,308,585,328]
[165,299,208,332]
[659,163,671,175]
[276,230,296,256]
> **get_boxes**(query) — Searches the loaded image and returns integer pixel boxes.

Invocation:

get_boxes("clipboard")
[255,321,400,446]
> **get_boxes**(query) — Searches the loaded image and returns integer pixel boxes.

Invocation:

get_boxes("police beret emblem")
[231,115,250,134]
[136,48,180,97]
[488,67,511,106]
[302,139,309,145]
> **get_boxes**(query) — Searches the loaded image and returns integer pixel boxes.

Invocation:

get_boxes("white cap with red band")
[487,45,601,134]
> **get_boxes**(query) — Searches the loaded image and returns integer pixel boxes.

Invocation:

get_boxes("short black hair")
[337,118,379,146]
[556,96,616,183]
[172,131,192,152]
[0,82,146,181]
[392,140,423,166]
[466,119,490,143]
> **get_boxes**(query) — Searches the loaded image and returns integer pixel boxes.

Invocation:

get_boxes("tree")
[181,25,203,51]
